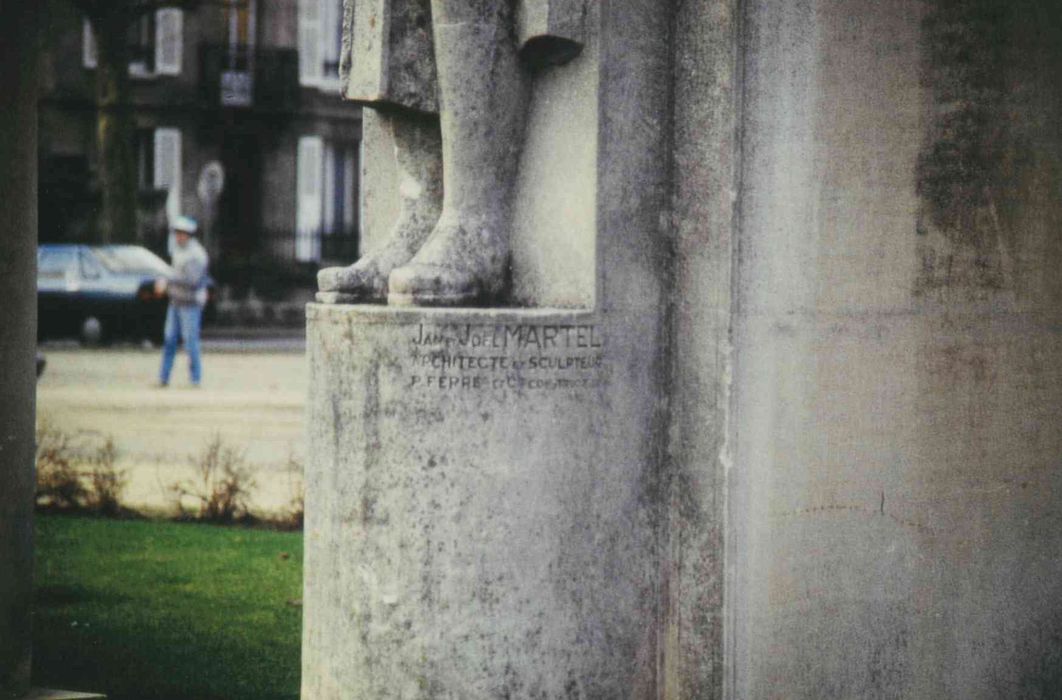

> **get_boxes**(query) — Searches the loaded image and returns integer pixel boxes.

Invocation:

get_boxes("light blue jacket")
[168,238,209,307]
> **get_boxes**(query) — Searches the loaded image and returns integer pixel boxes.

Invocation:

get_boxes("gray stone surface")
[0,4,39,698]
[357,109,401,256]
[302,307,660,698]
[509,2,598,308]
[663,0,738,696]
[343,0,438,115]
[327,0,593,306]
[516,0,587,67]
[311,1,1062,697]
[355,4,599,310]
[302,1,670,695]
[729,0,1062,697]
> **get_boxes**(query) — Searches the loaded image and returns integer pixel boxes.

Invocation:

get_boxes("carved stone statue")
[317,0,586,305]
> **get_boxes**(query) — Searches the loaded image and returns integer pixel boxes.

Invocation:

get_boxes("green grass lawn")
[33,515,303,700]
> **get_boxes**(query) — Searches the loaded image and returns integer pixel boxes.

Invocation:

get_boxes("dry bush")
[85,437,128,516]
[170,434,256,524]
[35,422,86,510]
[36,423,127,515]
[280,453,304,531]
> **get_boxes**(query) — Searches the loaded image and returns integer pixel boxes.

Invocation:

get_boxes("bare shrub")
[85,437,127,516]
[281,453,304,531]
[170,435,256,524]
[36,422,87,510]
[36,423,128,516]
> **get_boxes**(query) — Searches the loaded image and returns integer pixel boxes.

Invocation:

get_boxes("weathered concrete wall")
[303,307,662,698]
[665,0,739,697]
[730,0,1062,697]
[509,12,598,308]
[0,2,39,697]
[358,108,402,257]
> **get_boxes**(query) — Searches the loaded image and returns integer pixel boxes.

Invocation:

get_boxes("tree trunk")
[93,15,137,244]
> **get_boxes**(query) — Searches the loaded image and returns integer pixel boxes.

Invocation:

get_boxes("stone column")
[731,1,1062,696]
[0,2,39,698]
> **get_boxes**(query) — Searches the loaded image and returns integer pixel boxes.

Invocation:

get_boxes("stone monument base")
[302,304,663,698]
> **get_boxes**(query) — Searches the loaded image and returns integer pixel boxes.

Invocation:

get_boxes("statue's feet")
[387,218,507,306]
[317,257,390,302]
[388,262,487,306]
[317,237,426,303]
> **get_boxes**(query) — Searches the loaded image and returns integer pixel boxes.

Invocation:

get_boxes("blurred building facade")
[38,0,361,292]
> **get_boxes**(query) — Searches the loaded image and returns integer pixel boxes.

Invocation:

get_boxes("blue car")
[37,244,215,344]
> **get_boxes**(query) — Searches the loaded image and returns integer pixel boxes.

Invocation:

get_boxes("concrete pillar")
[731,1,1062,696]
[664,0,739,696]
[0,1,39,698]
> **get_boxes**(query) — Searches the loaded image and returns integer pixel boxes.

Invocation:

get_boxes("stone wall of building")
[728,1,1062,696]
[665,0,740,696]
[302,1,1062,697]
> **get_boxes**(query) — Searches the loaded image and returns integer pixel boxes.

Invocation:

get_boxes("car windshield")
[94,246,172,275]
[38,247,77,279]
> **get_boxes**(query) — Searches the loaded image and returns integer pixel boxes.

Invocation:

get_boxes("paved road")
[36,343,306,516]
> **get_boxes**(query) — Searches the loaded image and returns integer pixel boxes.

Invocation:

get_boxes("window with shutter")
[297,136,324,262]
[82,19,98,69]
[321,0,343,83]
[155,9,183,75]
[322,145,337,236]
[153,128,183,225]
[315,141,359,260]
[298,0,323,86]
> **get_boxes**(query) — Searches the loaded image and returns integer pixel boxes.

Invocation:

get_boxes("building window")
[134,127,181,225]
[298,0,343,90]
[136,129,155,191]
[82,19,97,69]
[82,10,183,76]
[152,128,183,225]
[128,12,156,75]
[221,0,257,106]
[227,0,256,63]
[296,136,359,262]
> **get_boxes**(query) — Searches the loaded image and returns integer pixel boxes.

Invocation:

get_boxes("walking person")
[157,216,209,387]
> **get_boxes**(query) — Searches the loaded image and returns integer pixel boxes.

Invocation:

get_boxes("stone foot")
[317,257,391,303]
[317,111,443,303]
[387,218,507,306]
[318,216,437,303]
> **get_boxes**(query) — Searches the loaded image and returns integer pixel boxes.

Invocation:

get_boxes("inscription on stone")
[406,323,609,392]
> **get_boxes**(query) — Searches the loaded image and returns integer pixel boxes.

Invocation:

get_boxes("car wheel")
[80,316,103,346]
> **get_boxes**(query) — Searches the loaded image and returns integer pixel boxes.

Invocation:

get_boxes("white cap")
[173,215,199,234]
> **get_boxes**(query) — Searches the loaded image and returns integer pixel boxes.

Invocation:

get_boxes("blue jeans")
[159,304,202,385]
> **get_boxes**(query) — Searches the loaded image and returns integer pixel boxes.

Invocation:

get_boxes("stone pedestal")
[303,0,673,694]
[302,307,663,697]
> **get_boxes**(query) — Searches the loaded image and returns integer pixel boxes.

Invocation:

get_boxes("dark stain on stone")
[990,605,1062,697]
[915,0,1062,295]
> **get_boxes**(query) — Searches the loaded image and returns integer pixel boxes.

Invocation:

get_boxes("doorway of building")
[218,134,262,272]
